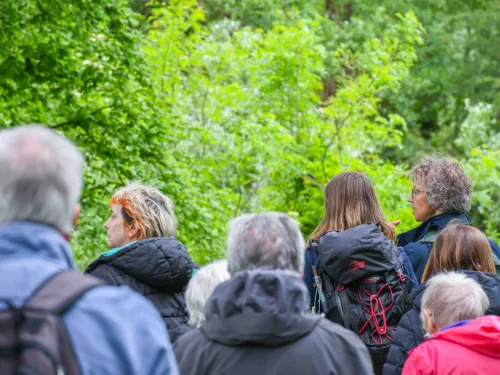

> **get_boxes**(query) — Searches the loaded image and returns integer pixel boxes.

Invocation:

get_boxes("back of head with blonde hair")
[186,260,231,328]
[110,183,177,239]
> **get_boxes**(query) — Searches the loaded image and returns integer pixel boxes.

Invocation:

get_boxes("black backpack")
[0,271,105,375]
[315,224,412,375]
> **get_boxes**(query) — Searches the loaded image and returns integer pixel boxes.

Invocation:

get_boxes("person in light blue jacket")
[0,125,179,375]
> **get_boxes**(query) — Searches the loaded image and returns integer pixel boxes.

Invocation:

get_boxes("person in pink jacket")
[403,272,500,375]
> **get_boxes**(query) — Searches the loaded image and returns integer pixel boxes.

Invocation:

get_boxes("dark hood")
[398,212,468,246]
[85,237,194,293]
[319,223,403,284]
[201,269,321,346]
[410,271,500,315]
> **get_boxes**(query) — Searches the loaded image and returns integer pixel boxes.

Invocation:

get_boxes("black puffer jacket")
[85,237,194,343]
[383,270,500,375]
[174,269,374,375]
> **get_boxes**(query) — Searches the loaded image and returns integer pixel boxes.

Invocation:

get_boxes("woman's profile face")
[408,180,437,222]
[104,204,131,249]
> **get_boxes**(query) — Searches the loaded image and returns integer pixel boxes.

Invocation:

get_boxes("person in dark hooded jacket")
[304,172,417,375]
[174,212,374,375]
[399,155,500,281]
[85,183,195,343]
[384,223,500,375]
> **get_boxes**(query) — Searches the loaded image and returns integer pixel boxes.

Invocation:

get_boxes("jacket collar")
[441,319,471,332]
[0,221,75,268]
[398,212,469,246]
[85,237,194,293]
[202,269,320,346]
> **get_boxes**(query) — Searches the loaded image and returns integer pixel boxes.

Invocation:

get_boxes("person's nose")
[408,194,413,203]
[104,219,110,229]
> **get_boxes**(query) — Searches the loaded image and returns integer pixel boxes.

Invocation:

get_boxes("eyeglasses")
[411,187,425,199]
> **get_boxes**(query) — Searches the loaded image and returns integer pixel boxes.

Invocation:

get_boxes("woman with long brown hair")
[305,172,417,309]
[384,223,500,375]
[304,172,417,375]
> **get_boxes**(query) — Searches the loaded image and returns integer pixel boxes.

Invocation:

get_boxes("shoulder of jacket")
[316,319,365,345]
[403,241,431,256]
[89,263,122,282]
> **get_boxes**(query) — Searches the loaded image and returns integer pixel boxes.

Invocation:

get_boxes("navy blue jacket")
[383,270,500,375]
[304,228,419,311]
[398,213,500,282]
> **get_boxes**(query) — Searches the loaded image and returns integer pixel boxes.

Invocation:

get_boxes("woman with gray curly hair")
[397,155,500,281]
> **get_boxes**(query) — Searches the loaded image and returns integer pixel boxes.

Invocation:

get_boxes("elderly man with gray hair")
[0,126,179,374]
[403,272,500,375]
[174,212,374,375]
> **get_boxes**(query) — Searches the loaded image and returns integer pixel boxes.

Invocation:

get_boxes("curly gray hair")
[411,155,472,213]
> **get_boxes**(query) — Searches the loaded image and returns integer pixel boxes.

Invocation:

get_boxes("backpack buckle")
[336,284,344,291]
[397,272,406,282]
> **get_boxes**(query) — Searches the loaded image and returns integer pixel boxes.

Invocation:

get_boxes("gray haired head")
[186,260,231,328]
[0,125,84,234]
[411,154,472,213]
[421,272,489,332]
[226,212,305,275]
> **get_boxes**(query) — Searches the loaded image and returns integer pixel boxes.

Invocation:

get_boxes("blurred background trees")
[2,0,499,266]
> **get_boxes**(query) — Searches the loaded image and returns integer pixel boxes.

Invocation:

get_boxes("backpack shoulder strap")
[24,271,106,315]
[417,230,438,244]
[491,252,500,277]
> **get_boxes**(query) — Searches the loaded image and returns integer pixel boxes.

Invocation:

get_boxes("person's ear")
[72,204,81,228]
[127,222,140,240]
[423,308,437,334]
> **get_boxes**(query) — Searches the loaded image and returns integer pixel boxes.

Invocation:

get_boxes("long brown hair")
[421,223,496,282]
[309,172,395,241]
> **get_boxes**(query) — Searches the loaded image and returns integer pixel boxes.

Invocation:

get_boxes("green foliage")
[2,0,500,268]
[144,1,424,261]
[456,102,500,240]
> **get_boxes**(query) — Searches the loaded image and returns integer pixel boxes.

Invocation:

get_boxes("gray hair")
[0,125,84,234]
[421,272,489,330]
[226,212,305,274]
[411,155,472,213]
[111,182,177,238]
[186,260,231,328]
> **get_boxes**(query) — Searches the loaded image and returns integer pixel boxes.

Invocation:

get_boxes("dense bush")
[1,0,498,268]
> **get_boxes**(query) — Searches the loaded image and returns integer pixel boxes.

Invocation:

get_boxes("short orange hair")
[110,183,177,240]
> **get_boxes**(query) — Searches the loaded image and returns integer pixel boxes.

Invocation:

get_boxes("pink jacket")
[402,316,500,375]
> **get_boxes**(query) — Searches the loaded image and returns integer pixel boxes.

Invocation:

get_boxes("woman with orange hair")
[85,183,195,343]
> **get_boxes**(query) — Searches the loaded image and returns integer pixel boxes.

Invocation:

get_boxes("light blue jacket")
[0,221,179,375]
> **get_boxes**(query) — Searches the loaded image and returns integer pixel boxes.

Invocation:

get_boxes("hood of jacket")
[85,237,194,293]
[432,315,500,358]
[398,212,468,246]
[201,269,321,347]
[318,223,403,284]
[410,270,500,315]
